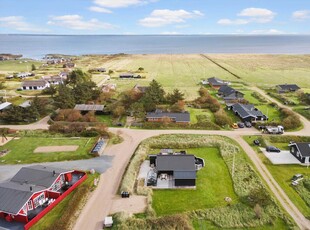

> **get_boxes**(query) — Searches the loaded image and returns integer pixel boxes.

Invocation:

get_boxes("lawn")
[294,108,310,121]
[152,147,238,216]
[242,90,262,105]
[244,135,310,218]
[255,104,282,122]
[96,115,126,127]
[187,107,214,123]
[0,137,97,164]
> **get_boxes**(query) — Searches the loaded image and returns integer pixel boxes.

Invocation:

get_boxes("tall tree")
[72,81,100,104]
[166,88,185,105]
[140,80,165,111]
[129,102,145,120]
[66,69,91,85]
[31,64,36,71]
[54,84,75,109]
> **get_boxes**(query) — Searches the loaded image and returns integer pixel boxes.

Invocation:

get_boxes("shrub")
[214,109,232,126]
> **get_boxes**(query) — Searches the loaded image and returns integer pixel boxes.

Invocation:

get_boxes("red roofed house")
[0,165,86,228]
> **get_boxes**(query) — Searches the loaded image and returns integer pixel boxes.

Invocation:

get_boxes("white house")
[21,80,50,90]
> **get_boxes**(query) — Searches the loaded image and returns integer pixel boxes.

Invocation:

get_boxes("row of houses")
[20,73,68,90]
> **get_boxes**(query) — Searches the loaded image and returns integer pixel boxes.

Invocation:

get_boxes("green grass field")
[0,137,97,164]
[152,147,238,216]
[187,107,214,123]
[244,136,310,218]
[209,54,310,88]
[0,60,41,73]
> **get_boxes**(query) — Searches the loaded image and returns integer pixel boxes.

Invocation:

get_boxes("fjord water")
[0,35,310,59]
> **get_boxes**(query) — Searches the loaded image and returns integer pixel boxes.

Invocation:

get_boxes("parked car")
[237,122,245,128]
[231,123,238,129]
[253,139,260,146]
[292,174,303,182]
[266,146,281,153]
[121,191,130,198]
[245,121,252,128]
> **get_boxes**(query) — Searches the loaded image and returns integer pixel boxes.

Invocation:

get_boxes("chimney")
[30,186,33,192]
[53,170,56,177]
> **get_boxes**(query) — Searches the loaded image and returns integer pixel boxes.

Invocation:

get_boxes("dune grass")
[243,135,310,218]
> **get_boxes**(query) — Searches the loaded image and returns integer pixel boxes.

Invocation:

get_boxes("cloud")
[139,9,203,27]
[218,7,276,26]
[93,0,156,8]
[161,31,180,35]
[47,15,115,30]
[238,8,276,22]
[250,29,284,34]
[0,16,48,32]
[217,19,249,25]
[292,10,310,21]
[88,6,112,13]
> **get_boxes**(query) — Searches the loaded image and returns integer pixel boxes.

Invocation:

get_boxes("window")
[33,193,45,209]
[27,200,33,211]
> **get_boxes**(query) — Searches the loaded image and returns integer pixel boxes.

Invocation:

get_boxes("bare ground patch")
[34,145,79,153]
[110,195,147,214]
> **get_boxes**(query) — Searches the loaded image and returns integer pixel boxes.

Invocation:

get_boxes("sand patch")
[0,137,14,146]
[110,195,147,214]
[34,145,79,153]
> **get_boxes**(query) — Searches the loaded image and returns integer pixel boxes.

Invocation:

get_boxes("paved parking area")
[260,148,301,165]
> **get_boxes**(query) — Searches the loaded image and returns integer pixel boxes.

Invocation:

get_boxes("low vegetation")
[116,134,295,229]
[244,135,310,219]
[31,172,100,230]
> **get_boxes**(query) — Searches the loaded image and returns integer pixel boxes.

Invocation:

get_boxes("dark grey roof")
[174,171,196,180]
[146,111,190,122]
[21,80,48,87]
[207,77,228,86]
[156,155,196,171]
[232,103,266,119]
[119,72,135,77]
[74,104,104,111]
[277,84,300,91]
[218,85,244,97]
[0,165,72,214]
[0,182,37,214]
[290,142,310,157]
[11,165,70,188]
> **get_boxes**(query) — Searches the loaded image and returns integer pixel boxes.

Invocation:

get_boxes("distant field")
[208,54,310,88]
[83,54,310,99]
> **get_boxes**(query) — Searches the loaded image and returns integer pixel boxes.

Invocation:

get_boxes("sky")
[0,0,310,35]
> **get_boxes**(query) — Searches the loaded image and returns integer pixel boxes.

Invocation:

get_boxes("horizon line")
[1,33,310,36]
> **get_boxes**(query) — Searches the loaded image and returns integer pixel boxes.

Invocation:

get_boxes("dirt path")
[251,86,310,136]
[234,135,310,230]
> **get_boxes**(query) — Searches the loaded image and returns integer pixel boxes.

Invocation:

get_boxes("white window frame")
[27,200,33,211]
[33,193,45,209]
